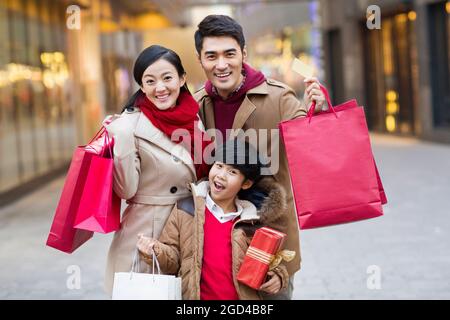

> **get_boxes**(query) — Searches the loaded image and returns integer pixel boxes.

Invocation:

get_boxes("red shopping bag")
[329,97,387,205]
[73,128,121,233]
[46,147,94,253]
[279,85,385,229]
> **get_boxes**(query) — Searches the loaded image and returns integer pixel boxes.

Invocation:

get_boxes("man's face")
[198,36,247,99]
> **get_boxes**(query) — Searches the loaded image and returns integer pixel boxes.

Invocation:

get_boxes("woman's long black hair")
[122,45,189,112]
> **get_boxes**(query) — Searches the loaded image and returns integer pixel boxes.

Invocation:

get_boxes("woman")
[103,45,210,295]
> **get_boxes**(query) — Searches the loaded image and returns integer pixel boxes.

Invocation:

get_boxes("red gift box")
[237,227,286,290]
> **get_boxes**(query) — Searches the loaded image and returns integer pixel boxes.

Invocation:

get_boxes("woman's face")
[140,58,186,110]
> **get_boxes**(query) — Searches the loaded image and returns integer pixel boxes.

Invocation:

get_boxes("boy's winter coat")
[144,176,290,300]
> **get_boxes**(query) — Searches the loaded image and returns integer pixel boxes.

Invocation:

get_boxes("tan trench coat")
[194,78,308,276]
[103,107,197,295]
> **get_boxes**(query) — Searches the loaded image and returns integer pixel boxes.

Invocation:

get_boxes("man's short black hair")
[194,15,246,54]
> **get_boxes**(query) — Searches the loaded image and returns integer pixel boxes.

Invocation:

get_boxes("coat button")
[170,186,178,194]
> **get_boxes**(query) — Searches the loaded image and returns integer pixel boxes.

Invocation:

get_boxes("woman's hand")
[137,234,156,258]
[259,271,282,295]
[303,77,326,112]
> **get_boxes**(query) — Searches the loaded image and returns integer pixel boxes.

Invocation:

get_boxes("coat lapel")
[197,81,269,139]
[134,112,197,178]
[231,96,256,132]
[200,96,217,140]
[231,81,269,132]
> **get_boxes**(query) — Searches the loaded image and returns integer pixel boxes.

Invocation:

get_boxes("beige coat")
[194,78,308,276]
[103,106,198,295]
[143,177,290,300]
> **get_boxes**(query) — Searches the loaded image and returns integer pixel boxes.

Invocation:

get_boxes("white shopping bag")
[112,249,181,300]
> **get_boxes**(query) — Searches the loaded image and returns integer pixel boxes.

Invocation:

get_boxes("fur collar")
[252,176,287,224]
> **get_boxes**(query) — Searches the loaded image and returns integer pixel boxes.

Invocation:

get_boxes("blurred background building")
[0,0,449,203]
[320,0,450,143]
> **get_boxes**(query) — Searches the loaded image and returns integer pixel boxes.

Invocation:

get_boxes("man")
[193,14,326,299]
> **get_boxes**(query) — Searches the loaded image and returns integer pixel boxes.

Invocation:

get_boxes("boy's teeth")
[214,182,224,190]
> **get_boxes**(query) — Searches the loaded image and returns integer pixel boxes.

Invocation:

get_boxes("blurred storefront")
[235,1,321,95]
[0,0,74,196]
[7,0,446,201]
[0,0,324,201]
[320,0,450,143]
[0,0,164,200]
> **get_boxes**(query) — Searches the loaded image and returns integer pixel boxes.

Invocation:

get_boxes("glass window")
[428,2,450,128]
[9,0,37,182]
[363,11,418,135]
[39,0,59,168]
[51,1,75,161]
[0,0,21,193]
[0,0,74,194]
[27,0,49,175]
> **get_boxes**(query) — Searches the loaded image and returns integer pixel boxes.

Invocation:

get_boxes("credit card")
[292,58,314,78]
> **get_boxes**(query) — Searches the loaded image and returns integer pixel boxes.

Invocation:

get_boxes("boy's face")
[209,162,253,204]
[198,36,247,99]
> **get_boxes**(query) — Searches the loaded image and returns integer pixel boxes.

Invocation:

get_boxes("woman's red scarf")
[136,90,211,179]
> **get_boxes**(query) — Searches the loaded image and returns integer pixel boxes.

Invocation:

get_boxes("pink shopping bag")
[279,85,385,229]
[46,147,94,253]
[329,96,387,205]
[73,128,121,233]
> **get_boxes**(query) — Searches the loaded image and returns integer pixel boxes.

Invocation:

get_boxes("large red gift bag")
[331,96,387,205]
[46,147,94,253]
[73,128,121,234]
[279,85,385,229]
[237,227,287,290]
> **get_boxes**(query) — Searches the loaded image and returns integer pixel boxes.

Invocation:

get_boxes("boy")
[137,139,291,299]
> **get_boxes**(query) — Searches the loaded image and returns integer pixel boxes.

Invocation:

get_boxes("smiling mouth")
[214,72,231,79]
[155,93,170,101]
[213,181,225,192]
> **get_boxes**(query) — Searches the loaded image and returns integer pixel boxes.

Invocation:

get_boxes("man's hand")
[137,234,156,258]
[303,77,326,113]
[259,271,282,294]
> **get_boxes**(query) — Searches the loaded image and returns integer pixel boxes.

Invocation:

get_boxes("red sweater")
[204,63,265,139]
[200,207,239,300]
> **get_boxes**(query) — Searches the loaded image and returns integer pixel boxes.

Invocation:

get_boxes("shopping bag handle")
[84,126,114,157]
[130,248,162,276]
[306,84,337,123]
[88,126,106,145]
[100,129,113,157]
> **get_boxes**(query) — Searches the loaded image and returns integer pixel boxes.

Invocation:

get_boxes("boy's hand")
[259,271,282,294]
[137,234,156,257]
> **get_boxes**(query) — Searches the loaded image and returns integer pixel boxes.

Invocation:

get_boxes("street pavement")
[0,134,449,299]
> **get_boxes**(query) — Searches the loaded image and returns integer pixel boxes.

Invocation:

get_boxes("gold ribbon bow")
[269,250,296,270]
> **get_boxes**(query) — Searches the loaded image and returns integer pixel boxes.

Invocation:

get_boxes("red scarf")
[136,90,211,179]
